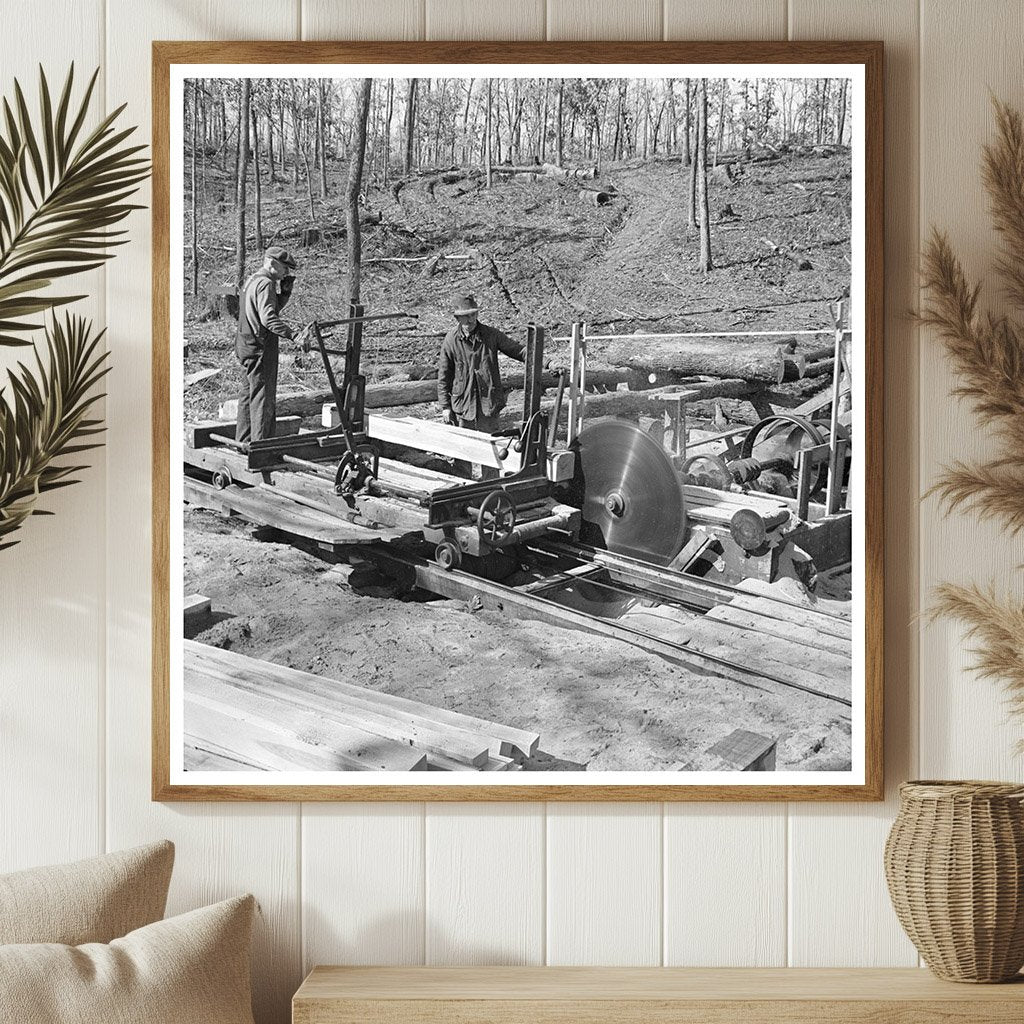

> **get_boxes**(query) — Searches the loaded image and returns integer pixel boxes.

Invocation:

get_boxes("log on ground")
[585,338,789,384]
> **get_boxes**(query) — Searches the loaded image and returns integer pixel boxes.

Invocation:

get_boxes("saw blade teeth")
[571,420,687,566]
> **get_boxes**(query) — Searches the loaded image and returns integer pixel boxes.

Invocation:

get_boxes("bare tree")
[485,78,493,187]
[251,100,264,253]
[383,78,394,185]
[556,79,564,167]
[345,79,372,303]
[190,81,199,296]
[696,77,712,272]
[234,77,250,290]
[403,78,417,174]
[316,80,328,197]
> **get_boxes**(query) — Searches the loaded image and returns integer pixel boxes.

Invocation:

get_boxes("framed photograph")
[153,41,883,800]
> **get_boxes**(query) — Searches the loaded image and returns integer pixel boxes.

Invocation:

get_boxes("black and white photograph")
[162,50,878,795]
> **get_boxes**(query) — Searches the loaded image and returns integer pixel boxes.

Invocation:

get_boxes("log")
[584,337,788,384]
[275,367,632,420]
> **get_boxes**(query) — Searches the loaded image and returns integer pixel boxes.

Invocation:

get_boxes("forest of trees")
[185,76,852,298]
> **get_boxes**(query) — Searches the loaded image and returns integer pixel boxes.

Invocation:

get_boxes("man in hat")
[235,245,299,444]
[437,293,525,435]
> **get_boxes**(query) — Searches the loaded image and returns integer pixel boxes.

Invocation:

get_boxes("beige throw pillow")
[0,840,174,945]
[0,894,256,1024]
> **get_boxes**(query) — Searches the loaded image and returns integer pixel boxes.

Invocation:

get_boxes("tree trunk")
[317,80,328,197]
[485,78,493,188]
[585,337,786,384]
[345,79,372,304]
[291,81,301,188]
[383,78,394,185]
[266,86,274,180]
[234,78,251,290]
[403,78,417,174]
[278,84,286,177]
[836,79,848,144]
[251,103,264,254]
[190,81,199,296]
[713,79,728,166]
[683,79,692,167]
[556,79,564,167]
[697,78,712,273]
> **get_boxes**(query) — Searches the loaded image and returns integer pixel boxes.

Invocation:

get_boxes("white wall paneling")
[0,0,106,875]
[3,3,1020,1022]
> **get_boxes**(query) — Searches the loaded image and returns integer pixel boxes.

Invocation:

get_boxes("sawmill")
[183,301,855,772]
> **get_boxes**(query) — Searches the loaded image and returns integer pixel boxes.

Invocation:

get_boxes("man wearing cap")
[235,245,299,444]
[437,293,525,435]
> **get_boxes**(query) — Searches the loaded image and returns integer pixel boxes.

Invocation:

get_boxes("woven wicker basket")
[884,780,1024,982]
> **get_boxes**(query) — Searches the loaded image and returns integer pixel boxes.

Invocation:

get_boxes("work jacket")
[437,321,525,419]
[235,269,294,361]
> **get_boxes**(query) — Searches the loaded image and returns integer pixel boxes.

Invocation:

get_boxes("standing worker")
[235,245,299,444]
[437,293,525,435]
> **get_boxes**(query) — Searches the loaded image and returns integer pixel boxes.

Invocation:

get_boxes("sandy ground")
[184,508,852,772]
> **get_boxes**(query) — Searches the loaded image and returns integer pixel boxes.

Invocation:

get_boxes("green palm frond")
[0,64,150,347]
[0,313,109,549]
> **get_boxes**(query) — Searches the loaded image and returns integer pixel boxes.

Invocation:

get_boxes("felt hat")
[451,293,480,315]
[264,245,297,270]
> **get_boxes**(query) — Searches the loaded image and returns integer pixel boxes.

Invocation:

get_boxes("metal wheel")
[434,539,462,571]
[334,445,377,496]
[211,467,232,490]
[740,414,829,493]
[477,489,517,548]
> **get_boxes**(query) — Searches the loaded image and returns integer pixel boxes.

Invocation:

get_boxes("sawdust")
[185,508,852,772]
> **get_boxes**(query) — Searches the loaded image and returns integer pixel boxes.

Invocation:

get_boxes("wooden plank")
[707,605,852,657]
[188,416,301,448]
[425,0,544,39]
[664,0,786,38]
[303,0,425,41]
[183,477,385,545]
[292,966,1024,1023]
[184,683,430,772]
[187,650,492,768]
[186,641,540,760]
[183,742,259,771]
[366,414,525,473]
[726,593,852,640]
[547,0,661,39]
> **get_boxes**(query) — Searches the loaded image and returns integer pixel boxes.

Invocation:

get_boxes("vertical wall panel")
[104,5,302,1022]
[664,0,787,39]
[0,0,106,875]
[303,0,425,40]
[425,0,544,40]
[918,0,1024,776]
[547,0,662,40]
[665,805,786,966]
[547,804,662,965]
[425,803,544,964]
[303,805,425,969]
[787,0,920,967]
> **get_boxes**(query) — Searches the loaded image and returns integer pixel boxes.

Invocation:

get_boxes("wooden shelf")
[293,966,1024,1023]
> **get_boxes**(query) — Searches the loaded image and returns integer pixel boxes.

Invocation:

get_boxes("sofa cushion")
[0,894,256,1024]
[0,840,174,945]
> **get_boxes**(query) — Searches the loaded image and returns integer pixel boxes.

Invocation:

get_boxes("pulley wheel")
[569,420,687,566]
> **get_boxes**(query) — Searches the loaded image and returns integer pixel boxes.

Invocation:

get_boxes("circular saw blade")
[570,420,687,566]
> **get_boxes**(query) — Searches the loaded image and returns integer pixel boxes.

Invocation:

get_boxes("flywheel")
[569,420,687,566]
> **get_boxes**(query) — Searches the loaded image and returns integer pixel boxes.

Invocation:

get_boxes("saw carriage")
[183,304,853,592]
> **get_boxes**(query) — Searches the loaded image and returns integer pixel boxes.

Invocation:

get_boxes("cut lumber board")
[188,416,301,448]
[184,742,255,771]
[184,695,428,772]
[185,641,540,760]
[183,477,384,546]
[365,414,525,473]
[189,658,491,768]
[707,604,851,658]
[684,485,792,517]
[726,592,852,640]
[183,593,211,625]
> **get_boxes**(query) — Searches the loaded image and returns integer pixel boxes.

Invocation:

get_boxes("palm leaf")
[0,313,110,547]
[0,64,150,346]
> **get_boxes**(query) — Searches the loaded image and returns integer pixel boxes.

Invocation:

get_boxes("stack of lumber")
[183,640,539,773]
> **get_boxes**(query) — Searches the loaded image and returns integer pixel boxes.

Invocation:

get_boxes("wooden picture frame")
[153,40,883,801]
